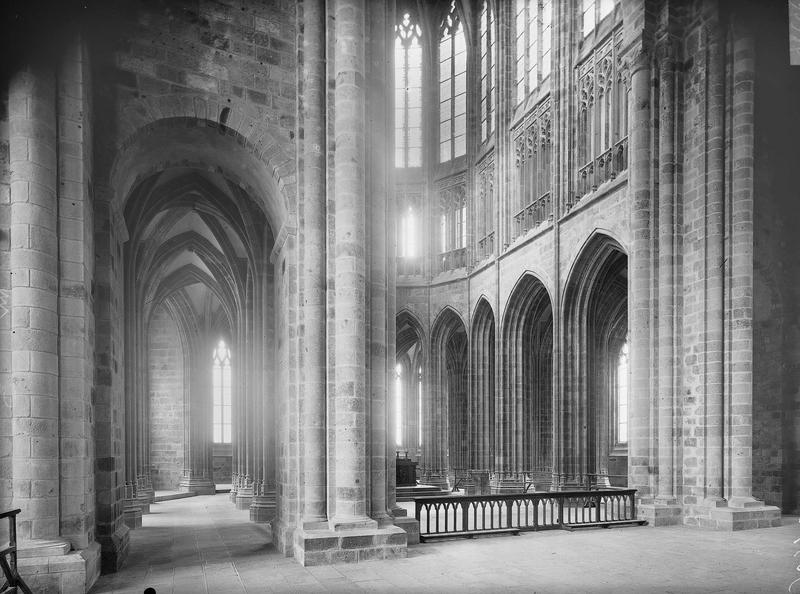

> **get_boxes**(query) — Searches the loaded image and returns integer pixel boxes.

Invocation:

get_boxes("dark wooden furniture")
[0,509,32,594]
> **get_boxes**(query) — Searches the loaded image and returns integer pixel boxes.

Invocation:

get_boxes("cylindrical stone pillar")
[300,0,328,528]
[704,22,726,503]
[656,49,676,502]
[627,48,653,498]
[728,22,756,506]
[9,66,61,542]
[331,0,371,528]
[367,0,391,525]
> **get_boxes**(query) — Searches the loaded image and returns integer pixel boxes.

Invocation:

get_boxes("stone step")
[17,539,71,559]
[562,519,648,531]
[154,491,197,503]
[396,484,450,502]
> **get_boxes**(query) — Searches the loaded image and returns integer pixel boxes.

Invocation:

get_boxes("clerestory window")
[439,0,467,162]
[582,0,615,37]
[212,339,232,444]
[479,0,496,142]
[399,206,418,258]
[515,0,552,104]
[395,12,423,168]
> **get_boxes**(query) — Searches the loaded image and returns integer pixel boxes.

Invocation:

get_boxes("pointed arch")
[395,309,426,456]
[423,306,469,487]
[470,298,496,472]
[561,232,628,488]
[501,272,554,489]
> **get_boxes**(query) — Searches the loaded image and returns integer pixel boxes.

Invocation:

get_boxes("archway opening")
[426,308,468,489]
[470,300,495,480]
[117,159,278,537]
[502,274,554,491]
[562,235,628,488]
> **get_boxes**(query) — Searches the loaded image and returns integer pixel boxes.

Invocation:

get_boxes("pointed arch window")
[515,0,553,104]
[395,12,423,168]
[399,206,418,258]
[582,0,615,37]
[439,0,467,162]
[479,0,496,142]
[213,340,232,444]
[616,340,629,445]
[394,363,403,447]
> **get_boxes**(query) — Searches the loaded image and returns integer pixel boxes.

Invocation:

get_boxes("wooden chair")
[0,509,32,594]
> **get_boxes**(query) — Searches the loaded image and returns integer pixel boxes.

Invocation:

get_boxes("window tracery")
[395,11,423,168]
[573,32,629,205]
[439,0,467,162]
[212,339,232,444]
[479,0,496,142]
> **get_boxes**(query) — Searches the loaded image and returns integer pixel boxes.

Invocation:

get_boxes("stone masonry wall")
[752,2,800,513]
[0,88,10,520]
[147,305,185,491]
[93,0,297,203]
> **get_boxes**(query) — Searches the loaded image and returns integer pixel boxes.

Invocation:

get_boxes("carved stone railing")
[397,256,424,277]
[513,192,552,239]
[570,136,629,211]
[438,247,468,273]
[476,232,494,262]
[414,488,642,541]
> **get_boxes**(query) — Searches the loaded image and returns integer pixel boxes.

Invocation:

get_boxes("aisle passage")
[92,494,798,594]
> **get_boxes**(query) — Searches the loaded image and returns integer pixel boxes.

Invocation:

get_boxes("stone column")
[249,273,266,521]
[421,349,447,488]
[727,21,759,508]
[252,261,277,523]
[627,48,653,499]
[122,273,142,526]
[366,0,392,526]
[179,333,215,495]
[330,0,373,529]
[703,22,725,505]
[656,47,677,503]
[93,186,130,570]
[136,315,153,510]
[299,0,328,528]
[9,65,63,544]
[236,282,254,510]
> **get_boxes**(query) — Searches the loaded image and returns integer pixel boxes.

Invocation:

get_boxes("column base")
[704,501,782,530]
[179,476,216,496]
[18,539,101,594]
[490,473,526,494]
[250,492,277,523]
[98,524,130,574]
[638,499,682,526]
[393,516,420,545]
[136,493,151,515]
[552,474,590,491]
[683,497,782,530]
[467,470,491,495]
[527,470,553,492]
[123,499,142,530]
[235,486,254,510]
[390,504,407,518]
[420,469,449,490]
[138,485,155,505]
[293,524,407,566]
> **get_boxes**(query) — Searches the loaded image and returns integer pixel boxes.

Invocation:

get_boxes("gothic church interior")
[0,0,799,591]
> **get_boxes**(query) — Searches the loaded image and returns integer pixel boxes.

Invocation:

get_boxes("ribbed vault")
[121,164,277,506]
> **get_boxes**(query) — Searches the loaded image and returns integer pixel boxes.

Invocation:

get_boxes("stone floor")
[91,494,800,594]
